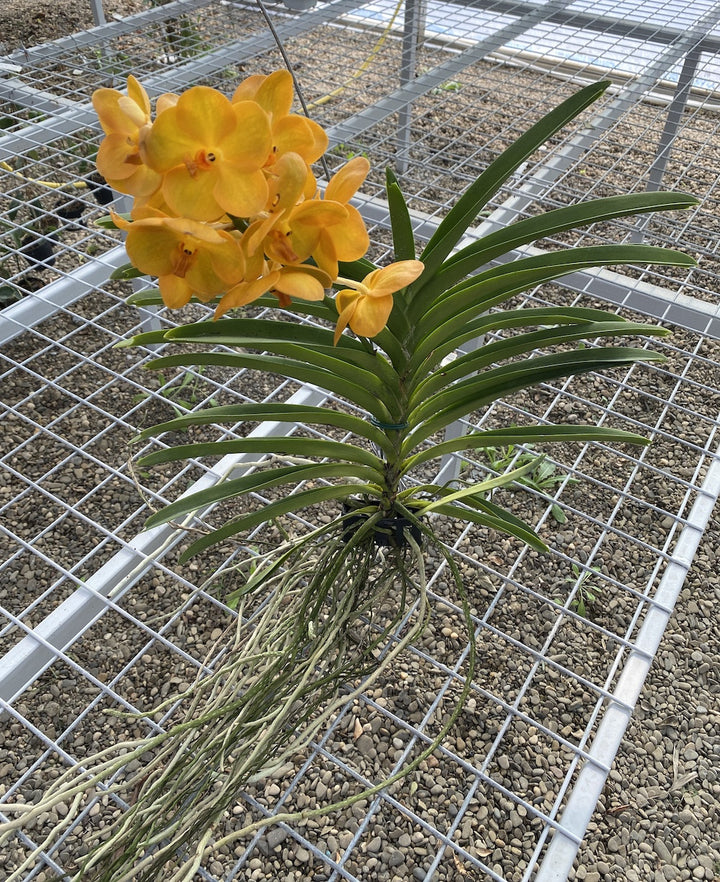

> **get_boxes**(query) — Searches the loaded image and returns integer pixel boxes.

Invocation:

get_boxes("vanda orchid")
[10,73,696,881]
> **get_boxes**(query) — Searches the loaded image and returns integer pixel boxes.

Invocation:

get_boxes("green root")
[1,516,475,882]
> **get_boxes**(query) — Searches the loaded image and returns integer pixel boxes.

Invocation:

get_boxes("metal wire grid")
[2,291,718,881]
[2,1,720,880]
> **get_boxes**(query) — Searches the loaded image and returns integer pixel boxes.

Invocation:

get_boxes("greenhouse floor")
[1,1,719,881]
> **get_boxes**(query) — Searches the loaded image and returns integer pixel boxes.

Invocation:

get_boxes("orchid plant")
[100,73,695,562]
[0,73,697,882]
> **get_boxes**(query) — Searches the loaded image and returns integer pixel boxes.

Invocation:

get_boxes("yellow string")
[307,0,407,109]
[1,160,87,190]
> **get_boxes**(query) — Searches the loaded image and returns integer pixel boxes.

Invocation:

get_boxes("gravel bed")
[1,3,719,882]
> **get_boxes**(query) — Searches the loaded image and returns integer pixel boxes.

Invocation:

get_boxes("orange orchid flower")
[143,86,272,222]
[92,75,160,198]
[232,70,328,175]
[284,156,371,279]
[333,260,424,344]
[214,261,330,318]
[112,211,245,309]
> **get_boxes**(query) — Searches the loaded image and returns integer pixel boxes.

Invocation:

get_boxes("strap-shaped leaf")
[418,458,542,511]
[165,316,362,352]
[138,436,385,471]
[427,501,547,551]
[407,305,638,378]
[411,320,668,403]
[126,289,166,307]
[133,402,394,455]
[111,263,148,281]
[403,347,663,451]
[116,327,174,348]
[143,462,382,529]
[401,424,650,474]
[337,257,379,281]
[143,351,396,423]
[386,167,416,261]
[165,317,397,388]
[417,81,611,281]
[410,191,698,318]
[179,483,378,561]
[409,244,693,366]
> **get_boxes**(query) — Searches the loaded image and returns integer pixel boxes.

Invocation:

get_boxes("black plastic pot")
[342,502,423,548]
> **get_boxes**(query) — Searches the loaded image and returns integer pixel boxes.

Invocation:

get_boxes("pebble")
[266,828,288,851]
[1,37,719,882]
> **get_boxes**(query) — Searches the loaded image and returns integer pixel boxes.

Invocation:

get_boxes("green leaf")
[133,402,394,455]
[401,424,650,474]
[164,317,399,389]
[410,191,698,318]
[417,81,611,281]
[138,436,385,471]
[409,244,693,367]
[407,305,645,377]
[110,262,148,281]
[417,458,543,512]
[95,212,129,229]
[143,351,396,424]
[179,483,376,561]
[386,167,416,261]
[551,503,567,524]
[411,319,668,402]
[144,462,381,530]
[125,289,169,307]
[337,257,378,281]
[403,347,664,451]
[427,501,547,551]
[115,327,172,348]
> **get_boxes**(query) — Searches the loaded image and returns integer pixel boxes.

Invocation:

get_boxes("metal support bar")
[443,0,720,57]
[89,0,107,28]
[327,0,573,148]
[632,45,703,241]
[0,384,328,705]
[535,433,720,882]
[0,0,368,124]
[395,0,423,175]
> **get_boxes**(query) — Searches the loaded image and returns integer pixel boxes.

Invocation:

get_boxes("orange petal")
[113,165,162,199]
[226,101,272,169]
[143,106,197,172]
[333,294,357,345]
[214,164,269,218]
[124,220,178,277]
[325,205,369,262]
[312,233,339,280]
[175,86,237,145]
[267,151,310,212]
[92,89,129,134]
[325,156,370,203]
[290,200,348,227]
[117,94,147,130]
[158,274,193,309]
[162,165,225,222]
[273,116,328,164]
[204,236,246,286]
[254,69,294,119]
[231,73,265,104]
[96,134,142,182]
[156,92,179,115]
[348,293,394,338]
[274,268,327,301]
[126,76,151,119]
[365,260,424,297]
[215,271,280,318]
